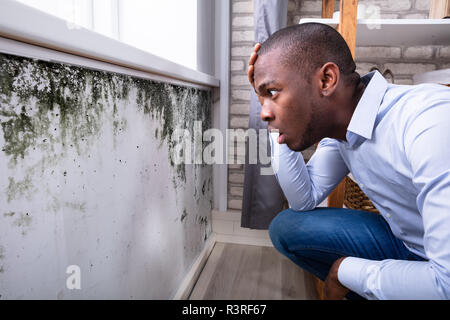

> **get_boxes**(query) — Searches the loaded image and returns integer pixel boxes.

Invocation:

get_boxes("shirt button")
[360,184,364,188]
[386,213,391,218]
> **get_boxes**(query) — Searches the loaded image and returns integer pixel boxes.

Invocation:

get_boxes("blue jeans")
[269,207,426,300]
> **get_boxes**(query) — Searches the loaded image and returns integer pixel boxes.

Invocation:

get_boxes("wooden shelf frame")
[313,0,359,300]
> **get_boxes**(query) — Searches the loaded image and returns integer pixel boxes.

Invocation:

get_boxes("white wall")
[0,52,213,299]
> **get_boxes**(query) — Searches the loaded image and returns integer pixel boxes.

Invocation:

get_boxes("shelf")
[299,19,450,46]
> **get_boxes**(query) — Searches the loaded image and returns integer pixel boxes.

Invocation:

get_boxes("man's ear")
[317,62,340,97]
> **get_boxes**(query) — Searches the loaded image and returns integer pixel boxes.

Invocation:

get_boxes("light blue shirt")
[269,71,450,299]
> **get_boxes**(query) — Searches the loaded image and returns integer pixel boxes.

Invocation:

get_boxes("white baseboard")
[172,232,217,300]
[172,210,275,300]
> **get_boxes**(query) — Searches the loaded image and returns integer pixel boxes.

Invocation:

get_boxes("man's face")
[253,48,318,151]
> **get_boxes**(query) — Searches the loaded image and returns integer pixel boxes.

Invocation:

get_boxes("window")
[15,0,95,30]
[119,0,197,70]
[15,0,198,70]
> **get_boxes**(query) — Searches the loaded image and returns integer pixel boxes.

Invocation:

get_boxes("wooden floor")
[188,242,318,300]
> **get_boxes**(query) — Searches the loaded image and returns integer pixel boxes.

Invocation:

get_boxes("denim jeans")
[268,207,426,300]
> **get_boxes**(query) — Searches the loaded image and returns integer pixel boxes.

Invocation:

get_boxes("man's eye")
[268,89,278,96]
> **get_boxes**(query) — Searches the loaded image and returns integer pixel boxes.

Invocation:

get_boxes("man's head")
[253,23,360,151]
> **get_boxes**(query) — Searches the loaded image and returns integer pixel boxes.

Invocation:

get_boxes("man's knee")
[268,209,289,249]
[269,208,309,251]
[269,207,337,252]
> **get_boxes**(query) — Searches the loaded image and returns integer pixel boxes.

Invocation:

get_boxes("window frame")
[0,0,219,87]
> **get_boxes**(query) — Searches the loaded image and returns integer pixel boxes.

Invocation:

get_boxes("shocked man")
[248,22,450,300]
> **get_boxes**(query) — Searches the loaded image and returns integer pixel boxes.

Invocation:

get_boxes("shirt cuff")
[337,256,374,298]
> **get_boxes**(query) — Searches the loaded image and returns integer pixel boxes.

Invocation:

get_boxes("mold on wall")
[0,53,213,299]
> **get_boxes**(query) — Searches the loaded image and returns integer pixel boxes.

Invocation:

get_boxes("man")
[248,23,450,300]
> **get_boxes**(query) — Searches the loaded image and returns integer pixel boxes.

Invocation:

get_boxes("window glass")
[119,0,197,70]
[16,0,93,30]
[15,0,198,70]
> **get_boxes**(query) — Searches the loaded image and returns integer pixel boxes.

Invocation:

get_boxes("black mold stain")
[180,209,188,222]
[0,53,212,203]
[196,215,209,241]
[196,215,208,225]
[133,78,211,185]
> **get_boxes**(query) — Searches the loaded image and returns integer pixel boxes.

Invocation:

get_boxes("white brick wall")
[403,46,435,59]
[230,103,250,115]
[232,16,254,27]
[229,172,245,184]
[227,0,450,211]
[232,1,253,13]
[299,0,322,12]
[370,0,412,11]
[231,89,251,101]
[231,75,251,86]
[230,60,245,71]
[229,116,249,128]
[228,0,255,210]
[414,0,430,10]
[383,63,436,75]
[232,30,255,42]
[438,47,450,59]
[231,45,254,57]
[355,47,402,59]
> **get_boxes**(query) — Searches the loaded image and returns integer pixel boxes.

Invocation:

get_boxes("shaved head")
[258,23,357,84]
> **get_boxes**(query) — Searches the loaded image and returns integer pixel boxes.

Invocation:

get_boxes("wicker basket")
[343,80,448,213]
[343,176,379,213]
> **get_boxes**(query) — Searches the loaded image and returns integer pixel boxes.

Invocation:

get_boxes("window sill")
[0,0,220,87]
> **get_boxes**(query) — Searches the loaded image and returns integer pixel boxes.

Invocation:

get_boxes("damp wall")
[0,53,213,299]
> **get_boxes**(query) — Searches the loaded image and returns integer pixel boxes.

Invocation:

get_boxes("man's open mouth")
[277,133,286,144]
[269,128,286,144]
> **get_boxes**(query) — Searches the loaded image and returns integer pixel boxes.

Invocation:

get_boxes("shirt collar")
[346,70,388,147]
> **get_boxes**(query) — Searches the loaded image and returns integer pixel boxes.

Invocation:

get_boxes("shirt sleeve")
[269,132,349,211]
[338,98,450,300]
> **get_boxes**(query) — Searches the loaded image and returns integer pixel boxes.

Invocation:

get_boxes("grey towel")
[240,0,288,229]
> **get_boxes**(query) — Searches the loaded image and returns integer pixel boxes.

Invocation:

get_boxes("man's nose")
[260,100,274,122]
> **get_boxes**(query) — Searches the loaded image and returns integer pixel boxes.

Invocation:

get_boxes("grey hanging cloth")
[240,0,288,229]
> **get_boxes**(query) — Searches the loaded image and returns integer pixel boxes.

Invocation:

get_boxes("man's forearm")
[270,134,349,211]
[270,132,317,211]
[338,257,446,299]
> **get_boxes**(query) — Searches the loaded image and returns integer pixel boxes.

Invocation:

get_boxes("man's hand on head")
[324,257,350,300]
[248,43,261,91]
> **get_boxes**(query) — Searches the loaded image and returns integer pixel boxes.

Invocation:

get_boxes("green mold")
[180,209,188,222]
[6,176,33,202]
[12,212,32,228]
[0,53,212,208]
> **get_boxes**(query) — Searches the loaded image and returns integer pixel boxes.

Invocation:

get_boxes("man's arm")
[338,98,450,299]
[269,133,349,211]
